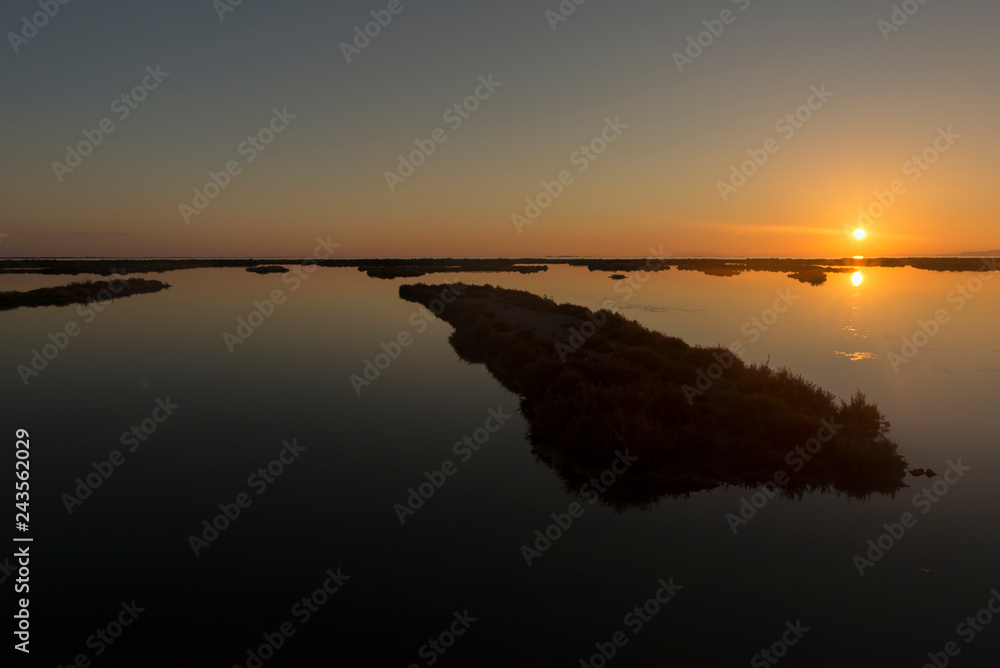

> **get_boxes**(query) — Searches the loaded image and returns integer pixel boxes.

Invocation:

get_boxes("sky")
[1,0,998,258]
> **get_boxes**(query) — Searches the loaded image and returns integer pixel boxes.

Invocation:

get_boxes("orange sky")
[2,1,997,258]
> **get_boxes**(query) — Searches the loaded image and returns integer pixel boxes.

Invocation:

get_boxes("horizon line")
[2,254,998,261]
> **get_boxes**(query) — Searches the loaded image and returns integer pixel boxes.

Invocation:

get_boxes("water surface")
[2,265,998,666]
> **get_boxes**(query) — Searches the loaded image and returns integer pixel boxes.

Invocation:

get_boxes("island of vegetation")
[786,267,829,285]
[246,265,290,274]
[358,262,549,279]
[0,278,171,311]
[399,283,911,504]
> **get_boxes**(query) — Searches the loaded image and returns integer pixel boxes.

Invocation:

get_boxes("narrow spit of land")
[0,279,171,311]
[400,283,911,502]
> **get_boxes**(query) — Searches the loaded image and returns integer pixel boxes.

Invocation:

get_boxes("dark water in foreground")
[2,265,999,666]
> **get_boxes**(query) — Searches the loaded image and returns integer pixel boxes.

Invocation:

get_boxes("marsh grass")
[400,282,909,502]
[0,278,171,311]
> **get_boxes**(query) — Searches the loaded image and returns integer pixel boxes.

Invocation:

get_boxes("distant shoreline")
[1,256,994,284]
[0,254,995,261]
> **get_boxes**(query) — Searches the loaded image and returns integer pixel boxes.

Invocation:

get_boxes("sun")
[853,229,867,240]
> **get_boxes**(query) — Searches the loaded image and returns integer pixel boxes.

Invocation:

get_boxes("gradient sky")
[1,0,998,258]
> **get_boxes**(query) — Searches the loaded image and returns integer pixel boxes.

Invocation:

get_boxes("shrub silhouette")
[0,279,171,311]
[399,282,910,504]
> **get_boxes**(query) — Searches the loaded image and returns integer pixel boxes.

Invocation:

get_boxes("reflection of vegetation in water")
[0,279,171,311]
[400,283,909,509]
[246,265,290,274]
[787,267,828,285]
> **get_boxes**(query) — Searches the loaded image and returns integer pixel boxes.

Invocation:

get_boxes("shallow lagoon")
[3,264,999,666]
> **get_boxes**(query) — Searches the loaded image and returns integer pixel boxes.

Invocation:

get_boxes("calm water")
[2,265,999,667]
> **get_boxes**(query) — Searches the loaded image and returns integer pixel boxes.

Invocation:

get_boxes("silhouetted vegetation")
[1,256,993,285]
[787,267,828,285]
[365,268,428,279]
[0,259,280,275]
[359,263,549,279]
[0,279,171,311]
[400,283,910,507]
[675,263,745,278]
[246,265,290,274]
[568,259,671,273]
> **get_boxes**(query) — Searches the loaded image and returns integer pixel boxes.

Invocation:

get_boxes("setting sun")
[6,1,1000,666]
